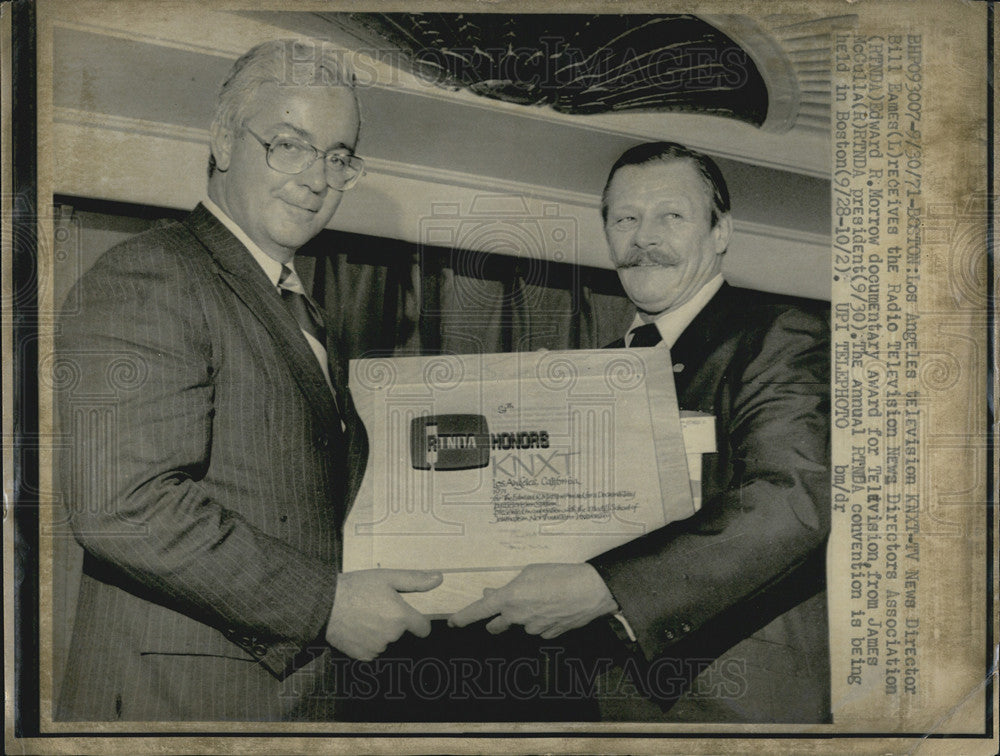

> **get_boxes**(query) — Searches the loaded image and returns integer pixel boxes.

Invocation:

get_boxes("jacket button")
[681,622,691,633]
[252,643,268,657]
[665,629,675,640]
[317,433,330,449]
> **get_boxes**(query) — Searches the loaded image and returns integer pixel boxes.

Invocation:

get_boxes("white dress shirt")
[625,274,725,349]
[202,197,335,394]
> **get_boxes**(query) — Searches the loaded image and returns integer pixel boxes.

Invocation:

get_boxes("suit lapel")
[668,283,742,393]
[183,204,339,426]
[606,284,737,389]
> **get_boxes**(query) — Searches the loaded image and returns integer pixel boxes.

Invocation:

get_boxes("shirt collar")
[202,196,292,287]
[626,274,725,349]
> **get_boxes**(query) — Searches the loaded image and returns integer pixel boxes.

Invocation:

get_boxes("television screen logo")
[411,414,490,471]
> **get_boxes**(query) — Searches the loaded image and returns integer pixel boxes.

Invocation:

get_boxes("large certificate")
[344,347,715,614]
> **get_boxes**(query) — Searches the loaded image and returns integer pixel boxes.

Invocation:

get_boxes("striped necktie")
[628,322,663,348]
[278,264,327,347]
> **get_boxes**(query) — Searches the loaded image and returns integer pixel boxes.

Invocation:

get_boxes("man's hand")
[325,569,442,660]
[448,563,618,639]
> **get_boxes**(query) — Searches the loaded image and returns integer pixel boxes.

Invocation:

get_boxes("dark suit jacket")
[591,283,830,722]
[55,204,367,721]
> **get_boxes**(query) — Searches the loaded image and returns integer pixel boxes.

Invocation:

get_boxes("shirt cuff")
[613,612,638,642]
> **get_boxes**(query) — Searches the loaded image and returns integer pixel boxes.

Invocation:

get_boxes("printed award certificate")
[344,348,714,614]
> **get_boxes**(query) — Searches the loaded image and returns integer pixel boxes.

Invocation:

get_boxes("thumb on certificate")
[386,569,443,593]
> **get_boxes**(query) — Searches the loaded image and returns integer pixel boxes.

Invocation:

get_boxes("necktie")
[278,263,346,420]
[278,264,327,346]
[628,322,663,348]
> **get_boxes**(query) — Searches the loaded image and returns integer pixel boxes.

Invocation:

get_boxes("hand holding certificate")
[344,346,714,615]
[448,562,620,638]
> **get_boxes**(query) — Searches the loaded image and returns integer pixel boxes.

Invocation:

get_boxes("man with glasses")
[56,38,441,722]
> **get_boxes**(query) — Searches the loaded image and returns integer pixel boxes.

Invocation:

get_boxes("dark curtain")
[302,229,636,360]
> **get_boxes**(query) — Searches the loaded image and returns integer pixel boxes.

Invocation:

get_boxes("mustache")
[615,248,682,269]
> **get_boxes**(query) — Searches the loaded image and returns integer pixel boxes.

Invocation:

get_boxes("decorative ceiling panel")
[338,13,770,124]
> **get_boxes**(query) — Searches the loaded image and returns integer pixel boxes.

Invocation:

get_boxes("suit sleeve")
[57,240,338,679]
[590,307,830,662]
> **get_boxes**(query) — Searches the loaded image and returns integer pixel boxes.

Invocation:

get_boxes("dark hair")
[601,142,730,227]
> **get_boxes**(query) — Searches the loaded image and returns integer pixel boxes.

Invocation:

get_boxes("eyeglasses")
[243,128,365,191]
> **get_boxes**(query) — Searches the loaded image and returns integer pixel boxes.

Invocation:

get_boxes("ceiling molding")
[364,83,833,178]
[52,18,249,59]
[52,7,836,177]
[52,107,600,208]
[53,117,830,299]
[755,13,860,134]
[52,106,831,250]
[699,14,800,134]
[366,157,601,209]
[704,12,860,136]
[53,107,210,144]
[733,218,828,248]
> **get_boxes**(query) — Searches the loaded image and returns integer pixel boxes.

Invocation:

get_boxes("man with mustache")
[453,142,831,722]
[55,38,441,721]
